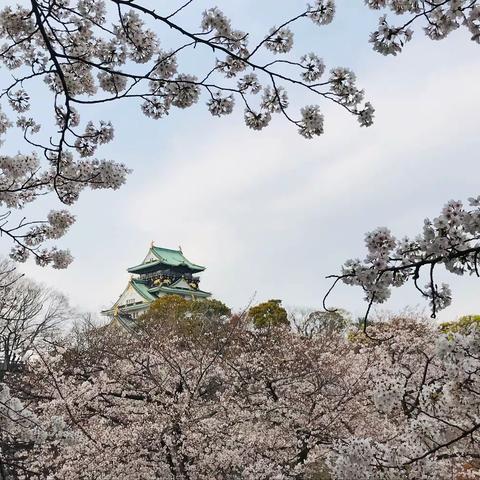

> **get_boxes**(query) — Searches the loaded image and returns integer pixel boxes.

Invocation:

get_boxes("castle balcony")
[137,271,200,286]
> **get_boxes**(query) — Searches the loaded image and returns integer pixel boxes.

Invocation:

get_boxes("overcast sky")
[4,1,480,322]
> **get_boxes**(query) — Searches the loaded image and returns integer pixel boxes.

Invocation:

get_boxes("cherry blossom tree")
[0,259,73,479]
[21,313,369,479]
[329,315,480,480]
[0,382,43,479]
[326,196,480,323]
[7,309,476,479]
[318,3,480,322]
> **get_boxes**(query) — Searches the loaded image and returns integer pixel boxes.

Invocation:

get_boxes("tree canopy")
[249,299,289,329]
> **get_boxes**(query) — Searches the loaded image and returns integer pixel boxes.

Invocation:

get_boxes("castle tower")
[102,244,211,320]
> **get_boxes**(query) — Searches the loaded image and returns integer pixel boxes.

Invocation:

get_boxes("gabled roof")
[127,245,206,274]
[101,279,155,315]
[169,277,196,290]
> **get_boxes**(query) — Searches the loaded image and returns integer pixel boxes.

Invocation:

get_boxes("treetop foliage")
[440,314,480,334]
[141,295,231,336]
[249,298,289,329]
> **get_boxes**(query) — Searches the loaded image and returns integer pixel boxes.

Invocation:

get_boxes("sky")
[2,0,480,322]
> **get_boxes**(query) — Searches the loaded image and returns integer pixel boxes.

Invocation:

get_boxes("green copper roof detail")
[151,246,205,272]
[103,244,211,322]
[128,246,205,274]
[131,279,156,301]
[127,260,162,274]
[148,284,211,298]
[116,314,138,332]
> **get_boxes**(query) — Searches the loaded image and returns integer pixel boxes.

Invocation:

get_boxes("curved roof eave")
[127,260,162,273]
[131,280,157,301]
[150,285,211,297]
[151,246,206,272]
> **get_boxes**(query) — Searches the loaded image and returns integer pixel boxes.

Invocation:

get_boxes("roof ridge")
[152,245,181,253]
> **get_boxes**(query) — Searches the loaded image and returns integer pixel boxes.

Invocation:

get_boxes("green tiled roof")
[152,246,206,271]
[128,246,205,274]
[149,284,211,298]
[116,314,138,331]
[127,260,162,273]
[131,279,157,301]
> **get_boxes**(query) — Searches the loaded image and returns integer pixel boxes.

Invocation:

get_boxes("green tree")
[188,299,231,319]
[292,308,351,338]
[439,315,480,334]
[249,299,289,329]
[142,296,231,337]
[145,295,189,321]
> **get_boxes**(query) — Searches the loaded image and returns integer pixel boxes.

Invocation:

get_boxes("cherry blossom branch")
[326,197,480,322]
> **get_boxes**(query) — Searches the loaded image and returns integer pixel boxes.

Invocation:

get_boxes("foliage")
[187,298,231,319]
[330,316,480,480]
[0,0,476,328]
[142,295,231,336]
[440,314,480,334]
[22,314,365,479]
[2,0,477,268]
[291,308,351,338]
[0,261,71,376]
[249,299,289,329]
[0,261,73,477]
[144,294,190,320]
[0,2,479,475]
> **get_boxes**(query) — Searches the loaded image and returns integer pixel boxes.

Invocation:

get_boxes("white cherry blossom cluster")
[366,0,480,55]
[329,317,480,479]
[13,308,479,478]
[207,92,235,117]
[300,53,326,82]
[7,210,75,268]
[369,15,413,55]
[201,7,233,38]
[22,317,367,478]
[22,210,75,246]
[265,27,294,54]
[237,73,262,94]
[299,105,324,138]
[308,0,336,25]
[329,197,480,319]
[74,121,114,158]
[0,383,42,444]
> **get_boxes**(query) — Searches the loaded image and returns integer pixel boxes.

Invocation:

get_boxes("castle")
[103,243,211,320]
